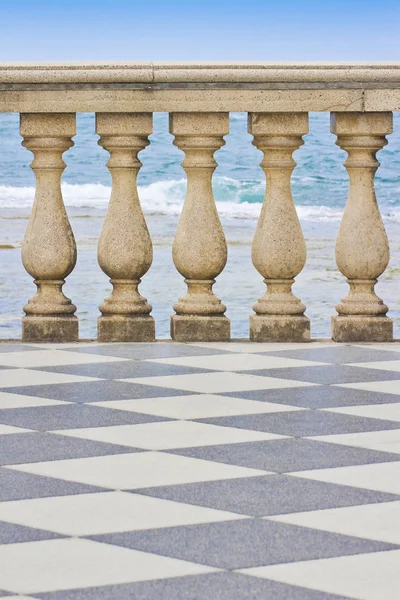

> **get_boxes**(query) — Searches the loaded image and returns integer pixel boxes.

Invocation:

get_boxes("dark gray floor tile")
[34,360,210,379]
[63,343,231,360]
[260,346,400,364]
[1,381,192,402]
[0,403,170,431]
[35,571,350,600]
[0,520,63,544]
[0,432,141,466]
[197,410,400,437]
[240,365,400,384]
[0,344,44,353]
[169,438,400,472]
[221,385,400,408]
[90,518,396,569]
[134,474,399,517]
[0,468,104,501]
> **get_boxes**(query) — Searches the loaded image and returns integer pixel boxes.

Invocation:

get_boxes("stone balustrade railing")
[1,62,400,343]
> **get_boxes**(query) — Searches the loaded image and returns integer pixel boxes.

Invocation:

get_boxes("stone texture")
[171,316,230,342]
[2,62,400,84]
[250,315,310,343]
[96,113,155,342]
[364,89,400,112]
[170,113,230,342]
[0,63,154,84]
[0,89,365,114]
[248,113,310,342]
[1,63,400,113]
[331,112,393,343]
[151,63,400,84]
[20,113,78,342]
[331,316,393,343]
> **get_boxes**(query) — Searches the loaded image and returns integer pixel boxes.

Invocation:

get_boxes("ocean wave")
[0,180,400,224]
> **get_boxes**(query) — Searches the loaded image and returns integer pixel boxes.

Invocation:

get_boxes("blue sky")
[0,0,399,62]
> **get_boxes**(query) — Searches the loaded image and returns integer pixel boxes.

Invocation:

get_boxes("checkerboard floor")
[1,340,400,599]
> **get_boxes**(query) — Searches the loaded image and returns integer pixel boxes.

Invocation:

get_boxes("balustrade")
[249,112,310,342]
[96,113,155,342]
[0,64,398,343]
[331,112,393,342]
[20,113,78,342]
[170,113,230,342]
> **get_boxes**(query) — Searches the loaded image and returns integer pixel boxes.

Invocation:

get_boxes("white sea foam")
[0,180,399,224]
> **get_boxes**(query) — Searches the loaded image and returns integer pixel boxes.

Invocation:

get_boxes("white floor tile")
[23,343,109,349]
[147,354,328,371]
[291,461,400,494]
[0,350,126,368]
[0,369,101,388]
[56,420,285,450]
[240,550,400,600]
[308,429,400,454]
[349,360,400,373]
[0,424,32,435]
[333,380,400,396]
[324,403,400,422]
[0,391,69,409]
[353,343,400,353]
[94,394,303,419]
[9,451,269,489]
[0,538,216,594]
[186,342,334,353]
[120,372,317,394]
[268,501,400,544]
[0,491,245,536]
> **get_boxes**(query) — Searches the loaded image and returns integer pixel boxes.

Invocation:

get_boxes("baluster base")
[98,315,155,342]
[171,315,230,342]
[250,315,310,342]
[22,316,79,342]
[331,316,393,342]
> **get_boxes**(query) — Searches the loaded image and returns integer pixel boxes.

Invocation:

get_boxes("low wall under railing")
[1,62,400,343]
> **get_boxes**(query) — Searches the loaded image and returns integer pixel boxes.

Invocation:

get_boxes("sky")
[0,0,399,62]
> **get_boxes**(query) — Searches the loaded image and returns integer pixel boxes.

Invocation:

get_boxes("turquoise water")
[0,112,399,339]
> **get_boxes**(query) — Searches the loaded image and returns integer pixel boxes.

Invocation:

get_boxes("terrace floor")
[0,340,400,599]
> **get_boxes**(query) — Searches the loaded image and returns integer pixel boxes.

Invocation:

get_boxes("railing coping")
[1,62,400,85]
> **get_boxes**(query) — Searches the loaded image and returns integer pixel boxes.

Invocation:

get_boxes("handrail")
[0,62,400,85]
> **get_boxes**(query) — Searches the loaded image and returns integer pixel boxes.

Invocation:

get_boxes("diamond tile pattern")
[0,340,399,599]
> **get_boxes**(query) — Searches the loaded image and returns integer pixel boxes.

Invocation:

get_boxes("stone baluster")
[249,112,310,342]
[20,113,78,342]
[96,113,155,342]
[331,112,393,342]
[170,113,230,341]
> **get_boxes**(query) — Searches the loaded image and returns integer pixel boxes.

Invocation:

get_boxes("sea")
[0,112,399,340]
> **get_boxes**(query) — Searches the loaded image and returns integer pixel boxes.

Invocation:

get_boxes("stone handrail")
[1,62,399,343]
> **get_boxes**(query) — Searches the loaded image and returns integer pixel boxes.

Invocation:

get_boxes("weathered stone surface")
[332,316,393,343]
[22,316,78,343]
[248,113,310,342]
[96,113,155,342]
[20,113,78,342]
[250,315,310,343]
[170,113,230,342]
[171,315,230,342]
[0,89,364,114]
[0,63,399,113]
[2,62,400,84]
[331,112,393,342]
[98,315,155,343]
[364,89,400,112]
